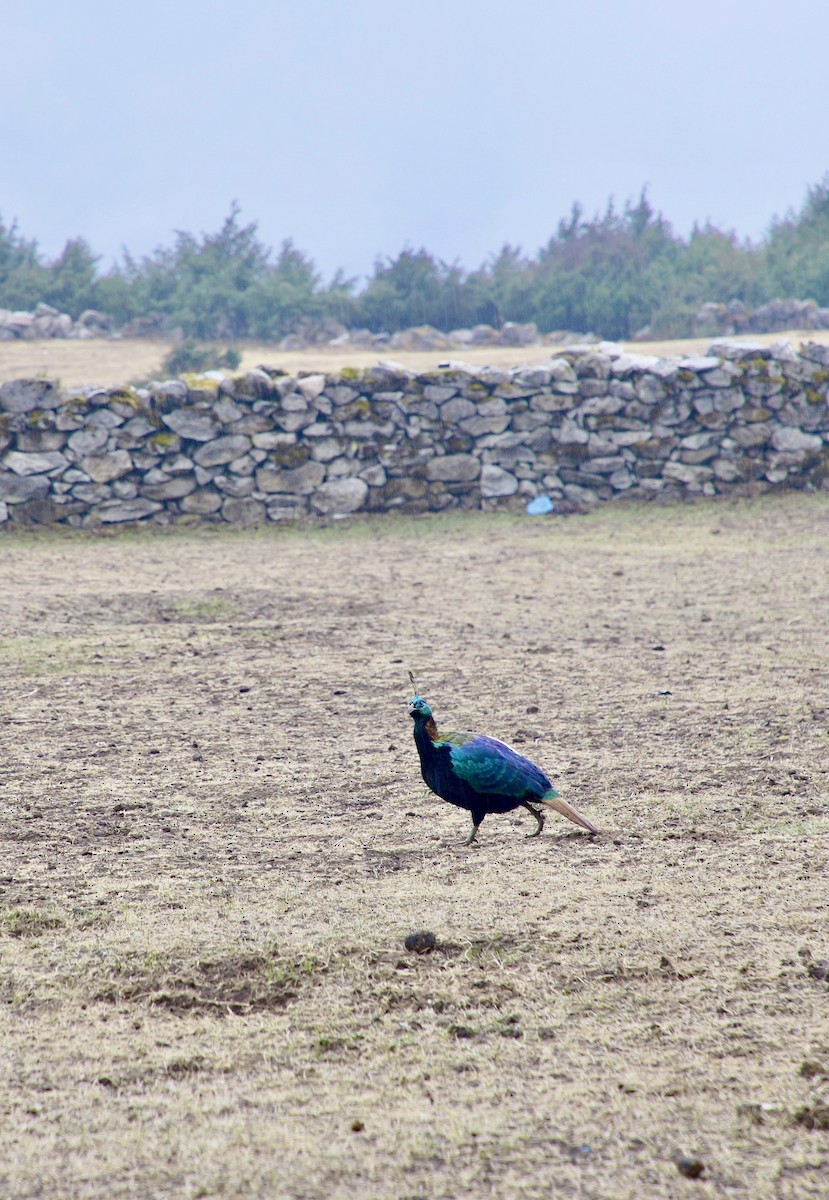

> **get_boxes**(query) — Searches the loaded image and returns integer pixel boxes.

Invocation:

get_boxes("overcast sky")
[4,0,829,282]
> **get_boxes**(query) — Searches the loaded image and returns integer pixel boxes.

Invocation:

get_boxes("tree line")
[1,181,828,342]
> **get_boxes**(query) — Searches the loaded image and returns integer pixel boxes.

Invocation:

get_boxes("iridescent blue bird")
[408,679,598,845]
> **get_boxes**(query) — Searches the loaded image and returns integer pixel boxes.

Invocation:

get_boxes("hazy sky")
[5,0,829,282]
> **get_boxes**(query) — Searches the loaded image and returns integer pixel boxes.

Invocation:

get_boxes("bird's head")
[408,694,433,721]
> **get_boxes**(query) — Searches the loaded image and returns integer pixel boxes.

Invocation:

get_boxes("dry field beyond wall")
[4,328,829,388]
[1,495,829,1200]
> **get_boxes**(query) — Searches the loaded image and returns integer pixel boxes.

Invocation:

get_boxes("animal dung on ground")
[675,1156,705,1179]
[404,930,437,955]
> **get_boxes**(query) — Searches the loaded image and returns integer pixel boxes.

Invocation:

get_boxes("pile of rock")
[0,304,112,340]
[694,298,829,337]
[1,338,828,526]
[285,321,592,353]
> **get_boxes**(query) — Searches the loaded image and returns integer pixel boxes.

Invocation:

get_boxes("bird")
[407,675,598,845]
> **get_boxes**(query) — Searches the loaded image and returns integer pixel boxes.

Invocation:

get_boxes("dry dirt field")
[1,494,829,1199]
[3,329,829,389]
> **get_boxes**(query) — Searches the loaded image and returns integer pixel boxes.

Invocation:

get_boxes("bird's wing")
[444,733,552,797]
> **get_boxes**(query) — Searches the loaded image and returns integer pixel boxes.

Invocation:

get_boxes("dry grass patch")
[1,493,828,1198]
[3,329,829,388]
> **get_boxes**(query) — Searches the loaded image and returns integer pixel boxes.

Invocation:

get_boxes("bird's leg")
[520,801,545,838]
[463,816,482,846]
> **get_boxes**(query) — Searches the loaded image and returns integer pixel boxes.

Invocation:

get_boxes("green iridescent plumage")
[407,689,597,845]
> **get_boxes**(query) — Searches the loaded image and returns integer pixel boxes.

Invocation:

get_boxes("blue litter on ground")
[525,495,555,516]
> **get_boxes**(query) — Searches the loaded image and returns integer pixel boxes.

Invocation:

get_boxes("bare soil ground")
[2,329,829,389]
[1,494,828,1199]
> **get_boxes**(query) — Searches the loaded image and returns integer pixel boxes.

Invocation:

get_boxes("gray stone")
[360,463,388,487]
[2,450,68,476]
[662,462,714,486]
[0,379,61,413]
[141,476,197,501]
[530,392,573,413]
[252,431,297,449]
[180,488,223,514]
[0,471,51,503]
[588,456,627,475]
[68,427,109,455]
[609,468,635,489]
[440,397,477,423]
[162,408,219,441]
[713,388,745,414]
[192,434,251,467]
[214,474,255,497]
[255,461,326,494]
[266,496,309,521]
[712,458,743,482]
[97,498,162,523]
[213,396,244,423]
[310,438,343,462]
[310,477,369,515]
[296,374,326,401]
[86,409,123,429]
[556,418,589,445]
[634,375,666,404]
[281,393,309,412]
[82,450,133,483]
[459,413,511,436]
[423,384,459,403]
[771,426,822,453]
[325,385,361,406]
[16,429,67,452]
[222,497,266,524]
[731,423,773,449]
[425,454,481,482]
[121,415,156,438]
[480,464,518,497]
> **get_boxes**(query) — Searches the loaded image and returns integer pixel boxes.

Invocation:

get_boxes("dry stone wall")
[2,338,829,527]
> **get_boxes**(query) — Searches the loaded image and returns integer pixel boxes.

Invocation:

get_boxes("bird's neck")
[413,715,440,759]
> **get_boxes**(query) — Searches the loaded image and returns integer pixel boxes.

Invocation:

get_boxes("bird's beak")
[544,794,599,834]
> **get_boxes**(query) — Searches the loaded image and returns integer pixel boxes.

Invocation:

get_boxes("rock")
[192,434,251,467]
[16,429,67,452]
[266,496,309,520]
[162,408,219,441]
[556,418,589,445]
[68,427,109,455]
[360,463,388,487]
[425,454,481,482]
[180,488,223,514]
[221,497,266,524]
[662,461,714,486]
[141,476,196,501]
[82,450,133,483]
[423,384,458,403]
[0,379,61,413]
[731,423,773,449]
[2,450,68,476]
[296,374,326,401]
[0,471,51,503]
[771,427,822,453]
[256,461,325,494]
[440,397,477,423]
[480,464,518,497]
[97,498,162,523]
[311,477,369,514]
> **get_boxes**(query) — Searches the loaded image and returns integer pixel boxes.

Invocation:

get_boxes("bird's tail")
[540,789,598,834]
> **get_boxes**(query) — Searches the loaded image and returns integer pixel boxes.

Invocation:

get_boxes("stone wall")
[1,338,828,527]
